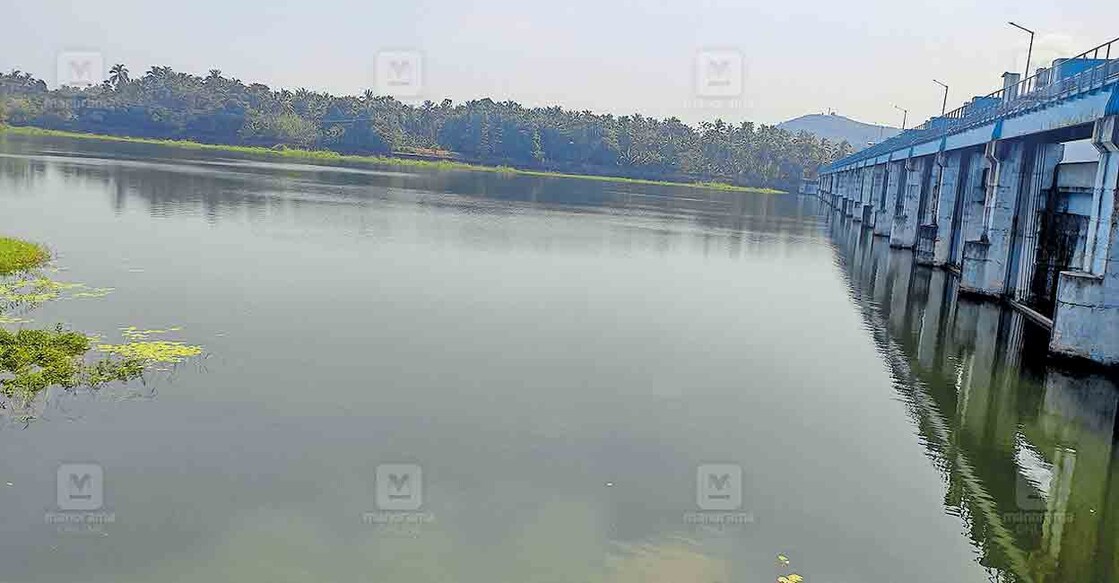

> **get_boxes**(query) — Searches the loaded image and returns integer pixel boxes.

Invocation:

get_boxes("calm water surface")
[0,134,1116,583]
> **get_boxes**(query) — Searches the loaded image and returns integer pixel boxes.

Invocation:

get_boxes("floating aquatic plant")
[118,326,184,341]
[0,240,203,413]
[96,339,202,365]
[0,276,114,310]
[71,287,115,299]
[97,326,203,371]
[0,237,49,276]
[0,325,144,399]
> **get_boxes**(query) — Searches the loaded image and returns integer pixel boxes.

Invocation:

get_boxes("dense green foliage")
[0,67,851,190]
[0,325,143,398]
[0,237,49,275]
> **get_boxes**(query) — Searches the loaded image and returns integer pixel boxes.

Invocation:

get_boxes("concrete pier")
[921,150,964,267]
[960,140,1028,296]
[890,156,925,249]
[1051,116,1119,364]
[875,160,903,237]
[867,163,886,230]
[814,40,1119,366]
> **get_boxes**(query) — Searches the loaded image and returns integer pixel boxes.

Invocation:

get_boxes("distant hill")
[778,113,899,151]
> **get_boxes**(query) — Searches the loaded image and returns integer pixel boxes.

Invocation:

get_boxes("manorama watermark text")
[361,463,436,529]
[45,463,116,534]
[683,463,755,527]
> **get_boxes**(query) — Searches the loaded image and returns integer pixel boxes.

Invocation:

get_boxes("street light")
[893,104,908,131]
[933,79,949,116]
[1008,21,1035,79]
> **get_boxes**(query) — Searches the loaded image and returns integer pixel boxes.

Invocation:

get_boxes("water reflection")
[0,132,820,256]
[824,210,1119,583]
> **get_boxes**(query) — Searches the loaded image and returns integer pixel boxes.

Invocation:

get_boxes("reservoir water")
[1,133,1116,583]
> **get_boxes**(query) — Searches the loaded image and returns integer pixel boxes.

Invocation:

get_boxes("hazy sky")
[3,0,1117,126]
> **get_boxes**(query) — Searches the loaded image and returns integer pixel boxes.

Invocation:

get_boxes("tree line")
[0,66,851,190]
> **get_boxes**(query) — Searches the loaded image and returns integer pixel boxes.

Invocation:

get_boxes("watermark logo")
[376,463,422,511]
[57,463,102,511]
[375,51,423,97]
[363,463,434,531]
[696,463,741,510]
[46,463,115,534]
[695,50,743,98]
[56,52,104,88]
[684,463,753,527]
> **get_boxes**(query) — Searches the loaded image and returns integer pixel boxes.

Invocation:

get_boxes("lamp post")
[893,104,908,131]
[933,79,949,116]
[1008,21,1035,79]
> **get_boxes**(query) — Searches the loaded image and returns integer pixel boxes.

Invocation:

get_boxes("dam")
[812,36,1119,366]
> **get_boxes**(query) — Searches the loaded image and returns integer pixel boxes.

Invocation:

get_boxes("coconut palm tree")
[108,64,129,89]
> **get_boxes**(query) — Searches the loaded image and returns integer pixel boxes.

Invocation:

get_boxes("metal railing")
[824,36,1119,173]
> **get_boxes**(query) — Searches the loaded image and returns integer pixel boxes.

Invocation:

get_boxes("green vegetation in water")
[0,274,114,316]
[1,126,785,195]
[97,326,203,369]
[0,236,203,414]
[0,325,144,400]
[0,236,49,275]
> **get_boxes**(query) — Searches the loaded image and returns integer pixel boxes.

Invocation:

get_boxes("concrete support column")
[918,151,965,266]
[960,140,1028,296]
[854,167,872,223]
[916,152,947,265]
[866,164,886,229]
[845,170,858,218]
[953,149,989,267]
[876,161,903,237]
[1051,116,1119,365]
[890,156,926,249]
[845,170,854,220]
[846,170,857,216]
[1008,142,1063,303]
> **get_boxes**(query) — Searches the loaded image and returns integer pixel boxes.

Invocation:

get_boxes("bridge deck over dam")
[813,36,1119,366]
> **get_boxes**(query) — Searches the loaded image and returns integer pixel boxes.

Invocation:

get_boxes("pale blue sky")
[2,0,1116,126]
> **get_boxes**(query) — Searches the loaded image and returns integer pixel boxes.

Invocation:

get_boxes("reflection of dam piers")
[814,36,1119,366]
[826,215,1119,583]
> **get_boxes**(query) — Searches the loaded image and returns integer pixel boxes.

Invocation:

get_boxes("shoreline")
[0,126,785,195]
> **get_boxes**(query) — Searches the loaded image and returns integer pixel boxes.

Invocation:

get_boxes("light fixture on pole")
[1008,21,1035,79]
[933,79,949,116]
[893,104,908,131]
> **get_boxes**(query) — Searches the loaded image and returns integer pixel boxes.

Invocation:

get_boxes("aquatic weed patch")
[97,327,202,368]
[0,274,114,315]
[0,237,49,275]
[0,325,144,400]
[0,247,203,415]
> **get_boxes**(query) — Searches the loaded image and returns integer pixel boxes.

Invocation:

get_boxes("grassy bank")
[1,126,785,194]
[0,236,49,275]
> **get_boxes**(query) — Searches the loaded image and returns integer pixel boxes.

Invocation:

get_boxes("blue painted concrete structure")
[815,37,1119,365]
